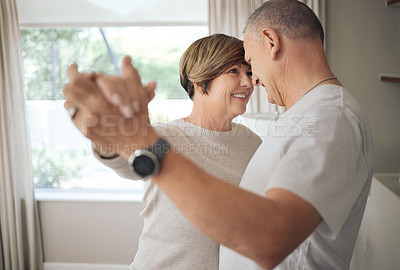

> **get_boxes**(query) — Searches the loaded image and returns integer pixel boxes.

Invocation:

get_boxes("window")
[23,26,208,191]
[19,0,208,192]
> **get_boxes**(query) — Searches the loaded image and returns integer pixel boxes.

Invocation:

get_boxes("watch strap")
[147,137,171,162]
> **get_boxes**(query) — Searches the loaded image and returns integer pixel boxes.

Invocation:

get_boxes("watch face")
[133,155,156,177]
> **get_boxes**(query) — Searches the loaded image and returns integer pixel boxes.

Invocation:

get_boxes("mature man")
[63,0,374,269]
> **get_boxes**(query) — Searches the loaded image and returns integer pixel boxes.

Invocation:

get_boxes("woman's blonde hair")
[179,34,247,99]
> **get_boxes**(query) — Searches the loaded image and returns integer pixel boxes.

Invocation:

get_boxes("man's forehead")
[243,33,253,61]
[243,30,250,44]
[243,33,250,65]
[243,31,256,48]
[243,33,250,52]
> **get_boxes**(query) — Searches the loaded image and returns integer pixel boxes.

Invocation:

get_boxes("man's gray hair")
[246,0,324,43]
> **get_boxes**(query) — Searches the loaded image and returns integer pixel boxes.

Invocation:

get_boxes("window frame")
[19,1,209,197]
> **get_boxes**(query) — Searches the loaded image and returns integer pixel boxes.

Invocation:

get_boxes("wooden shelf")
[380,74,400,83]
[386,0,400,6]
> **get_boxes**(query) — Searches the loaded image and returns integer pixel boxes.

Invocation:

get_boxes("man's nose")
[252,76,260,86]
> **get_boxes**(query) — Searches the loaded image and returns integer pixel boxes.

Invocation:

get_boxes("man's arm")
[147,149,322,269]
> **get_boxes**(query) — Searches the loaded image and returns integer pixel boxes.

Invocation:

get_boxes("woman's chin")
[231,108,247,118]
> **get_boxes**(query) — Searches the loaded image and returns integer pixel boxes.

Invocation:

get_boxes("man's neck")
[279,42,339,109]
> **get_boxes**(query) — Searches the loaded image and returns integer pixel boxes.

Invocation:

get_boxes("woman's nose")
[240,74,252,88]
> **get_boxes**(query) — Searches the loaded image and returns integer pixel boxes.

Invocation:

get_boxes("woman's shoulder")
[152,119,189,137]
[232,122,260,137]
[153,120,261,145]
[230,123,262,145]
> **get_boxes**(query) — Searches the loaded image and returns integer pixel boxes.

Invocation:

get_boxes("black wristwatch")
[128,137,171,179]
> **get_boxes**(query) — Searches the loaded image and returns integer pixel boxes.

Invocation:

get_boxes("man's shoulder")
[288,85,367,123]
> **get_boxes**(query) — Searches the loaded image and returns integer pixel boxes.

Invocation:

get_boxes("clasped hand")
[62,56,159,159]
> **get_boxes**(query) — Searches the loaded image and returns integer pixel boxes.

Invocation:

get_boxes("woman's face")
[204,64,254,120]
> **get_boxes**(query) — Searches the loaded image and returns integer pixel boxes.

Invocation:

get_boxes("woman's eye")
[228,68,238,74]
[247,71,253,78]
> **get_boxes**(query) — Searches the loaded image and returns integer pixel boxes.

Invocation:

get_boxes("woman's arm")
[92,146,143,180]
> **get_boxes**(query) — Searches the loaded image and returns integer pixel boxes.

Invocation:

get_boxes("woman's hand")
[96,56,157,118]
[62,56,159,159]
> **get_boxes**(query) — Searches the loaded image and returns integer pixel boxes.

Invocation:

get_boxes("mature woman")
[71,34,261,270]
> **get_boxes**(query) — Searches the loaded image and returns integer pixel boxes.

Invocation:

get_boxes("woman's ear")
[261,28,280,60]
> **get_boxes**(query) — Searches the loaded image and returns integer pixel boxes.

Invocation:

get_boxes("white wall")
[325,0,400,173]
[17,0,208,27]
[38,198,143,266]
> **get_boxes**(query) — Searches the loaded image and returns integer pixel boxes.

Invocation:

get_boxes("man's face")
[244,31,276,104]
[244,31,262,86]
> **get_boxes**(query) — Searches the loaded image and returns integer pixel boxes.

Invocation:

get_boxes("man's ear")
[261,28,280,60]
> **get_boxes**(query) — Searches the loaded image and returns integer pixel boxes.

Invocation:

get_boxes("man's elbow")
[254,254,285,270]
[250,243,289,270]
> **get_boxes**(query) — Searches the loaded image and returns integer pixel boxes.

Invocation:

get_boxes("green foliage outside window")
[22,27,198,189]
[21,28,188,101]
[31,146,85,188]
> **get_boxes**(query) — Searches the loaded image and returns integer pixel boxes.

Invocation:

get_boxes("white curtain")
[209,0,325,115]
[0,0,43,269]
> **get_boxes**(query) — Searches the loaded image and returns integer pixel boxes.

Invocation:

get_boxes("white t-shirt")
[220,85,375,270]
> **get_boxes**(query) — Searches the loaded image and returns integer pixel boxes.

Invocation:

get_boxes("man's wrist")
[119,129,160,160]
[128,137,171,179]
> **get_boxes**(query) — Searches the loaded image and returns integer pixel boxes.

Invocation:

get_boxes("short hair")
[179,34,247,99]
[246,0,324,43]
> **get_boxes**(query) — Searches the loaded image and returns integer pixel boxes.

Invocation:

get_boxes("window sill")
[35,188,143,202]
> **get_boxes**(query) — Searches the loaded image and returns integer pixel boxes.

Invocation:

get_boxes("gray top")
[95,119,261,270]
